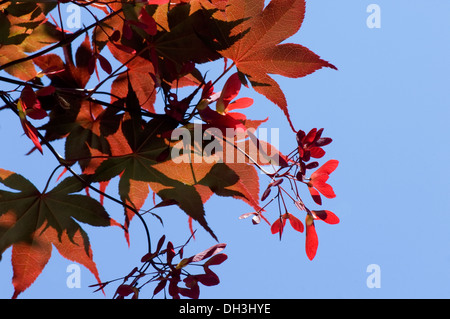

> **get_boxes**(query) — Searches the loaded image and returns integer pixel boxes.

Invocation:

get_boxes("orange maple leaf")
[220,0,337,131]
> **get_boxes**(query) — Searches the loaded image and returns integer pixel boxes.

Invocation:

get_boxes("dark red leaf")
[156,148,170,162]
[141,235,166,263]
[183,275,197,288]
[124,267,139,282]
[122,22,133,40]
[116,284,135,297]
[178,284,200,299]
[314,128,324,142]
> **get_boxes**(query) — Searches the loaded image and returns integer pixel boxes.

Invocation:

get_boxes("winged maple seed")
[0,0,338,298]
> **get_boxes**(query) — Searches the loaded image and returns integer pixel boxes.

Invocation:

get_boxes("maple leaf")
[0,169,118,298]
[88,80,264,241]
[271,212,304,240]
[219,0,337,131]
[296,128,332,162]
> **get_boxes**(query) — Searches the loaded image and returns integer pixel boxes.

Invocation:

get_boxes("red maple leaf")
[220,0,337,131]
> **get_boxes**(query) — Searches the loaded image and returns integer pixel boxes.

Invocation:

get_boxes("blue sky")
[0,1,449,299]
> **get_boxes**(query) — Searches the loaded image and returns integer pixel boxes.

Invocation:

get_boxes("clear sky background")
[0,0,449,299]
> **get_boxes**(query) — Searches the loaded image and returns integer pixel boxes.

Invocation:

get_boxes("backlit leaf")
[220,0,336,131]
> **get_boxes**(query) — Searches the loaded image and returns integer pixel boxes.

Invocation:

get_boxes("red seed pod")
[305,161,319,170]
[261,187,271,201]
[116,284,135,297]
[97,54,112,74]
